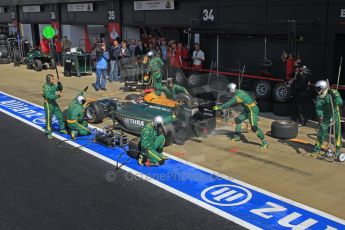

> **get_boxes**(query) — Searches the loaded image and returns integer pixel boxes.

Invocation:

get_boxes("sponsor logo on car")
[124,117,145,127]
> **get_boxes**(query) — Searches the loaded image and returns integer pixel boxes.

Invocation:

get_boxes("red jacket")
[54,40,62,53]
[286,57,295,80]
[40,39,50,54]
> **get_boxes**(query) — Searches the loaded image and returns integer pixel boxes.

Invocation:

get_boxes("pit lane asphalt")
[0,112,244,230]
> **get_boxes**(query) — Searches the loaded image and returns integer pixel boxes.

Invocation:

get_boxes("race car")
[84,91,216,145]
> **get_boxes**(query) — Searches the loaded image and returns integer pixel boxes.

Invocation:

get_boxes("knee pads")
[251,126,258,132]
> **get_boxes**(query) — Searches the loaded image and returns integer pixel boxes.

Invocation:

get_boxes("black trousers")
[291,93,312,123]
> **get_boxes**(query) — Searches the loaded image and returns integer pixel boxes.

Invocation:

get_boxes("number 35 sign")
[201,8,217,24]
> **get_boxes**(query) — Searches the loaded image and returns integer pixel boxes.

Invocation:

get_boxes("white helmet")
[315,80,329,95]
[76,95,86,105]
[147,51,154,57]
[153,116,164,127]
[227,83,237,93]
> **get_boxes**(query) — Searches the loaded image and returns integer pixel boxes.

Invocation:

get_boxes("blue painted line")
[0,91,344,230]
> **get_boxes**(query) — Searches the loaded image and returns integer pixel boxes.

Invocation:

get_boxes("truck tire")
[271,120,298,139]
[272,83,291,102]
[273,102,291,116]
[34,59,43,71]
[254,80,271,99]
[85,102,104,124]
[175,93,193,107]
[257,99,272,112]
[125,94,139,101]
[174,68,187,85]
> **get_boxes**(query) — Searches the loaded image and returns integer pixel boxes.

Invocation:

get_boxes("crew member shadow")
[277,138,313,155]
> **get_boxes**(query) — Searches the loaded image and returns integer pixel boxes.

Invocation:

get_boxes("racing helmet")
[76,95,86,105]
[147,51,154,57]
[46,74,54,83]
[227,83,237,94]
[153,116,164,128]
[315,80,329,95]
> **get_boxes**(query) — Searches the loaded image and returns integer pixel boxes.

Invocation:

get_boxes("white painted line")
[1,91,345,226]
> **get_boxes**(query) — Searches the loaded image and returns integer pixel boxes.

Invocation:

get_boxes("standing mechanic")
[42,74,67,139]
[161,78,189,99]
[213,83,268,148]
[147,51,164,96]
[312,80,343,156]
[139,116,166,166]
[66,87,91,139]
[289,65,312,126]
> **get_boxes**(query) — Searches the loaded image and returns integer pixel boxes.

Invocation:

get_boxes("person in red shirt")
[54,37,62,66]
[181,43,190,67]
[286,53,295,80]
[40,37,50,55]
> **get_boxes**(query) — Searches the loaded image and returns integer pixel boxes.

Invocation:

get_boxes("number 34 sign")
[201,8,217,24]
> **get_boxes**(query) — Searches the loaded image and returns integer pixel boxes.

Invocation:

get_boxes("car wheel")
[257,99,272,112]
[271,120,298,139]
[34,59,43,71]
[85,102,104,124]
[273,83,291,102]
[187,73,204,88]
[254,80,271,99]
[125,94,139,101]
[174,69,187,85]
[273,102,291,116]
[175,93,193,107]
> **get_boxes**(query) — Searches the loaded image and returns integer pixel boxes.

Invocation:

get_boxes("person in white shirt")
[192,43,205,70]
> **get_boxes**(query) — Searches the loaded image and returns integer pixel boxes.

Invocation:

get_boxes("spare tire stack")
[0,33,9,64]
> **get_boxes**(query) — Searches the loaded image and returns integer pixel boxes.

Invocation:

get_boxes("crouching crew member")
[147,51,164,96]
[66,87,91,139]
[139,116,166,166]
[42,74,67,139]
[312,80,343,156]
[161,78,189,99]
[213,83,268,148]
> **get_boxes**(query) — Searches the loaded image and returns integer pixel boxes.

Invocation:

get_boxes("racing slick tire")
[175,93,193,107]
[174,68,187,85]
[253,80,271,99]
[85,102,104,124]
[273,102,291,116]
[271,120,298,139]
[257,99,272,112]
[34,59,43,71]
[272,83,291,103]
[125,94,140,101]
